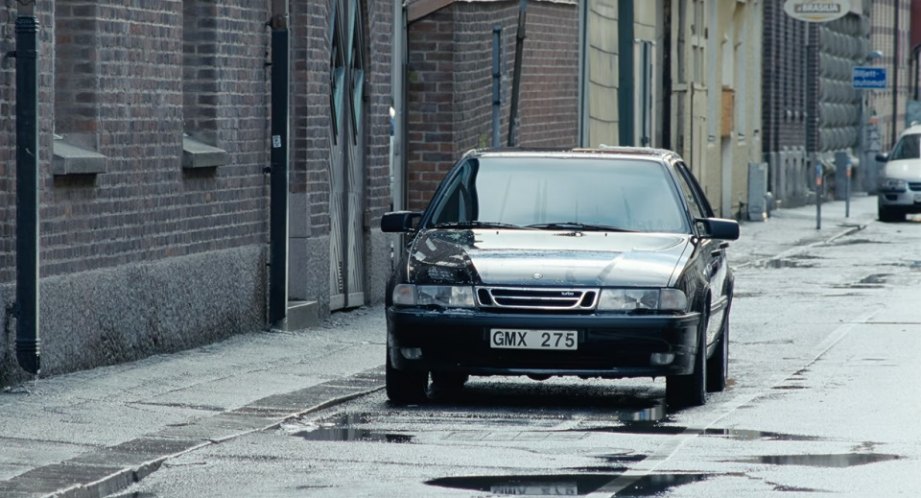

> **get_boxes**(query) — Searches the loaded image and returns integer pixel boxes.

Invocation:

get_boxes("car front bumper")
[387,307,701,379]
[878,187,921,211]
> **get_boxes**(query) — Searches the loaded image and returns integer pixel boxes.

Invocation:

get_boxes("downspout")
[618,0,635,146]
[507,0,527,147]
[268,2,289,326]
[14,7,41,375]
[892,2,900,145]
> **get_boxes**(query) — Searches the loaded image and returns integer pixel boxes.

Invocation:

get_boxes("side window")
[891,134,921,160]
[675,162,713,218]
[428,160,476,225]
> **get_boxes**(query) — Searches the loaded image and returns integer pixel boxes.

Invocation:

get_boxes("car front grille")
[476,287,599,311]
[909,182,921,192]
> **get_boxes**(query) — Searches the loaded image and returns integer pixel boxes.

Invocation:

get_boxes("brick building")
[0,0,396,384]
[401,0,580,212]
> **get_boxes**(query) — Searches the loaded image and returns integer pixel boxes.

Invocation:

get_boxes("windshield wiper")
[433,221,522,229]
[525,222,634,232]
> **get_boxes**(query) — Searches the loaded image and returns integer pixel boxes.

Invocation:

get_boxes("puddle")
[426,473,711,496]
[292,428,412,443]
[884,260,921,270]
[830,238,888,246]
[859,274,890,285]
[831,274,890,290]
[575,425,820,442]
[760,259,816,269]
[616,402,667,423]
[599,453,649,463]
[287,413,413,443]
[744,453,901,467]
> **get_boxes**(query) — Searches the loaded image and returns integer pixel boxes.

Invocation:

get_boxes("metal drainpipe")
[507,0,527,147]
[618,0,635,146]
[268,4,289,326]
[15,11,41,375]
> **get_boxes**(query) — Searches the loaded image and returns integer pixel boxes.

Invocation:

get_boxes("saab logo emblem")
[533,273,543,279]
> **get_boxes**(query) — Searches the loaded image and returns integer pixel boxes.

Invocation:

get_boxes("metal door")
[328,0,366,310]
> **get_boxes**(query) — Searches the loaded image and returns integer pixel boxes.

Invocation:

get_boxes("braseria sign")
[783,0,850,23]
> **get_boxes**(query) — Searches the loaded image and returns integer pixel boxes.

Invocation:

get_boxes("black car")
[381,148,739,408]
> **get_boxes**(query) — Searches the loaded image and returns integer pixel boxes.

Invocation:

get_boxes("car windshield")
[890,134,921,160]
[427,156,690,233]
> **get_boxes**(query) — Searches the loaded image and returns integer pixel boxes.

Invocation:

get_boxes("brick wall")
[407,9,456,211]
[366,0,394,225]
[517,2,579,148]
[290,0,332,235]
[406,0,579,212]
[0,6,15,284]
[35,0,269,278]
[0,1,270,281]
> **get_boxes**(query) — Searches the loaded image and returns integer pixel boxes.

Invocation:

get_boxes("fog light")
[401,347,423,360]
[650,353,675,366]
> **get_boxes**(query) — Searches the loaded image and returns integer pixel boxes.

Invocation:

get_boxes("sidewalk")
[0,195,880,498]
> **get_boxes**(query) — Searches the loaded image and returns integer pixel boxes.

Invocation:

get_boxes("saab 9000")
[381,148,740,408]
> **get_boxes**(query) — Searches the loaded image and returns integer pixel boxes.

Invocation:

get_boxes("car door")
[674,162,730,348]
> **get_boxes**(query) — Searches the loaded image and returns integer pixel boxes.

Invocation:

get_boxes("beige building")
[580,0,763,218]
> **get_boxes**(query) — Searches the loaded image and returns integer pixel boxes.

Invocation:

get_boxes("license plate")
[489,329,578,350]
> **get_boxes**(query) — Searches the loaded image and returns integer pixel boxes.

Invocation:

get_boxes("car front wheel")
[386,352,428,404]
[666,310,708,409]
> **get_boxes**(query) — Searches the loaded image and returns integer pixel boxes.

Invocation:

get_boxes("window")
[53,2,106,175]
[890,134,921,160]
[181,0,227,168]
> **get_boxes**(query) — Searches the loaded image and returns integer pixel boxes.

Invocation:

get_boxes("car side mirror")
[697,218,740,241]
[381,211,422,233]
[876,152,889,163]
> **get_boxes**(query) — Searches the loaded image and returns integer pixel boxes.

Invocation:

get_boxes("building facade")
[0,0,397,384]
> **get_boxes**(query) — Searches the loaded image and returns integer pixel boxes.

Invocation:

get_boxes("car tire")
[706,308,729,392]
[666,309,708,409]
[430,372,468,399]
[386,352,428,404]
[878,204,904,222]
[431,371,468,391]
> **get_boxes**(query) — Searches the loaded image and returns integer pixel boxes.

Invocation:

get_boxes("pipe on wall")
[15,11,41,375]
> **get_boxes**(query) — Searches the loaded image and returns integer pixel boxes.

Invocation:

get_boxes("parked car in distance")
[876,123,921,222]
[381,148,740,409]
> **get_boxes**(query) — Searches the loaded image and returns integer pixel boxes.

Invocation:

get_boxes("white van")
[877,124,921,221]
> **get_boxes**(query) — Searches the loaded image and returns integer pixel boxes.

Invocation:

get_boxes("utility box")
[747,162,768,221]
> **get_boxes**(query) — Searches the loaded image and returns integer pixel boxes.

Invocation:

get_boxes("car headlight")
[597,288,688,312]
[880,178,908,191]
[392,284,476,308]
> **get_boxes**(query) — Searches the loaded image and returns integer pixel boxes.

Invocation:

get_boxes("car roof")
[466,147,681,164]
[900,123,921,137]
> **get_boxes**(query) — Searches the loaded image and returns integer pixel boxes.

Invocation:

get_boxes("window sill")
[182,136,227,169]
[52,141,106,175]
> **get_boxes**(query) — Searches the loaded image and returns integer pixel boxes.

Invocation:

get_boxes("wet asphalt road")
[111,217,921,497]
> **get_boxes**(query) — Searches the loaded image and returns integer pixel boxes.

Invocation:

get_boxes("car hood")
[408,229,692,287]
[884,159,921,180]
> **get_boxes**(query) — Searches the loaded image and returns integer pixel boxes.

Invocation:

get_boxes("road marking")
[586,308,880,497]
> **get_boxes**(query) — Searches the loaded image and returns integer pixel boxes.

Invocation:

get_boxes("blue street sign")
[852,66,887,89]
